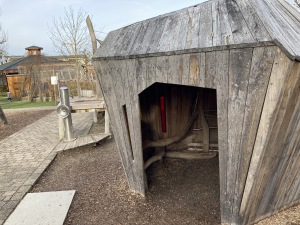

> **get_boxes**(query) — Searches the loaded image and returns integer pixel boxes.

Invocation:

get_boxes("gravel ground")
[88,112,105,134]
[255,205,300,225]
[25,110,300,225]
[31,138,221,225]
[0,110,55,141]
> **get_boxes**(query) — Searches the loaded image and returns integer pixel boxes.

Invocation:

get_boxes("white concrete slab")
[4,190,76,225]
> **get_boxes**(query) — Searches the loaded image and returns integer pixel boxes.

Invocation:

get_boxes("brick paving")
[0,111,94,224]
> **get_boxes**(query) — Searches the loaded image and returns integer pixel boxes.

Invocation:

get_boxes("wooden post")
[86,15,103,99]
[105,108,110,134]
[93,110,98,123]
[53,69,57,105]
[54,84,57,106]
[0,106,9,125]
[199,89,210,152]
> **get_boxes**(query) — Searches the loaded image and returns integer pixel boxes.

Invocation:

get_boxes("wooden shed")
[92,0,300,224]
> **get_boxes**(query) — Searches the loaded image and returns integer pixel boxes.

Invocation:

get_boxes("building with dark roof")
[0,46,79,97]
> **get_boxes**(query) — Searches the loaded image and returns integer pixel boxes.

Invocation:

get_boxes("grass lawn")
[0,97,19,103]
[1,101,56,109]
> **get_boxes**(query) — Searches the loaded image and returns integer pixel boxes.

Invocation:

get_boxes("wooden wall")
[94,46,300,224]
[7,75,30,98]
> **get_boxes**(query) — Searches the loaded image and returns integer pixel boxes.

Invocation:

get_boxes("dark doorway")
[139,82,221,224]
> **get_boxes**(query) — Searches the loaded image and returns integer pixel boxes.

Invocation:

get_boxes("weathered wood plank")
[189,53,200,86]
[117,23,142,56]
[181,54,190,86]
[257,62,300,215]
[147,16,170,54]
[246,58,300,222]
[136,58,147,94]
[96,60,136,190]
[170,11,188,51]
[184,7,198,50]
[277,0,300,24]
[109,28,127,56]
[230,46,276,222]
[227,48,253,224]
[129,21,150,55]
[199,52,205,87]
[168,55,182,85]
[146,57,157,89]
[188,5,201,49]
[236,0,272,42]
[271,0,300,33]
[158,14,182,52]
[215,50,229,224]
[250,0,297,58]
[97,29,122,57]
[199,3,213,48]
[225,0,255,44]
[205,51,216,89]
[176,8,193,51]
[240,48,294,224]
[125,58,146,194]
[138,20,160,54]
[212,0,234,47]
[109,60,133,150]
[199,89,209,152]
[158,56,170,84]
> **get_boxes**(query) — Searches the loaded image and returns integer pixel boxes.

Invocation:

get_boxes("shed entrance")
[139,83,220,219]
[140,83,218,163]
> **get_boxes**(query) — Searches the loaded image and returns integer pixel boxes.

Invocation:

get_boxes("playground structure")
[93,0,300,224]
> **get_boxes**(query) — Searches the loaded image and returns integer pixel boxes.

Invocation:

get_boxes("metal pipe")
[58,87,76,142]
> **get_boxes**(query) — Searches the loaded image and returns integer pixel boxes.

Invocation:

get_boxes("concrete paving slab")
[4,190,75,225]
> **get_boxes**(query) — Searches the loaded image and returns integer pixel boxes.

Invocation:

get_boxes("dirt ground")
[31,137,221,225]
[0,110,54,141]
[88,112,105,134]
[6,111,296,225]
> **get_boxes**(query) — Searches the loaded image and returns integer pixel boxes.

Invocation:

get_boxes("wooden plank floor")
[56,133,111,153]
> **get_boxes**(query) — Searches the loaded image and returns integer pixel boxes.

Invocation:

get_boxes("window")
[123,105,134,160]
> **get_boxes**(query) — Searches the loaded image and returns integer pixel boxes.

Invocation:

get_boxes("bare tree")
[48,6,92,98]
[0,8,8,55]
[295,0,300,8]
[18,56,44,101]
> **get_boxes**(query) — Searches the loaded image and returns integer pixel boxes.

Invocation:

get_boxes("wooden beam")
[199,89,210,152]
[142,110,199,149]
[165,151,217,160]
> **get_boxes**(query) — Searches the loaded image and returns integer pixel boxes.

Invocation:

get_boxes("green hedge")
[0,85,7,92]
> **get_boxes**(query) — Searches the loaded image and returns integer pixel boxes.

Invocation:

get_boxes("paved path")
[0,111,94,224]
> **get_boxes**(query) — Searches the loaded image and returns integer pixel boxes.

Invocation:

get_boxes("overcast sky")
[0,0,208,56]
[1,0,299,56]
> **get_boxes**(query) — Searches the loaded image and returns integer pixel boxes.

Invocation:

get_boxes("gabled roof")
[0,57,25,71]
[94,0,300,61]
[18,55,63,64]
[0,55,65,72]
[25,45,43,50]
